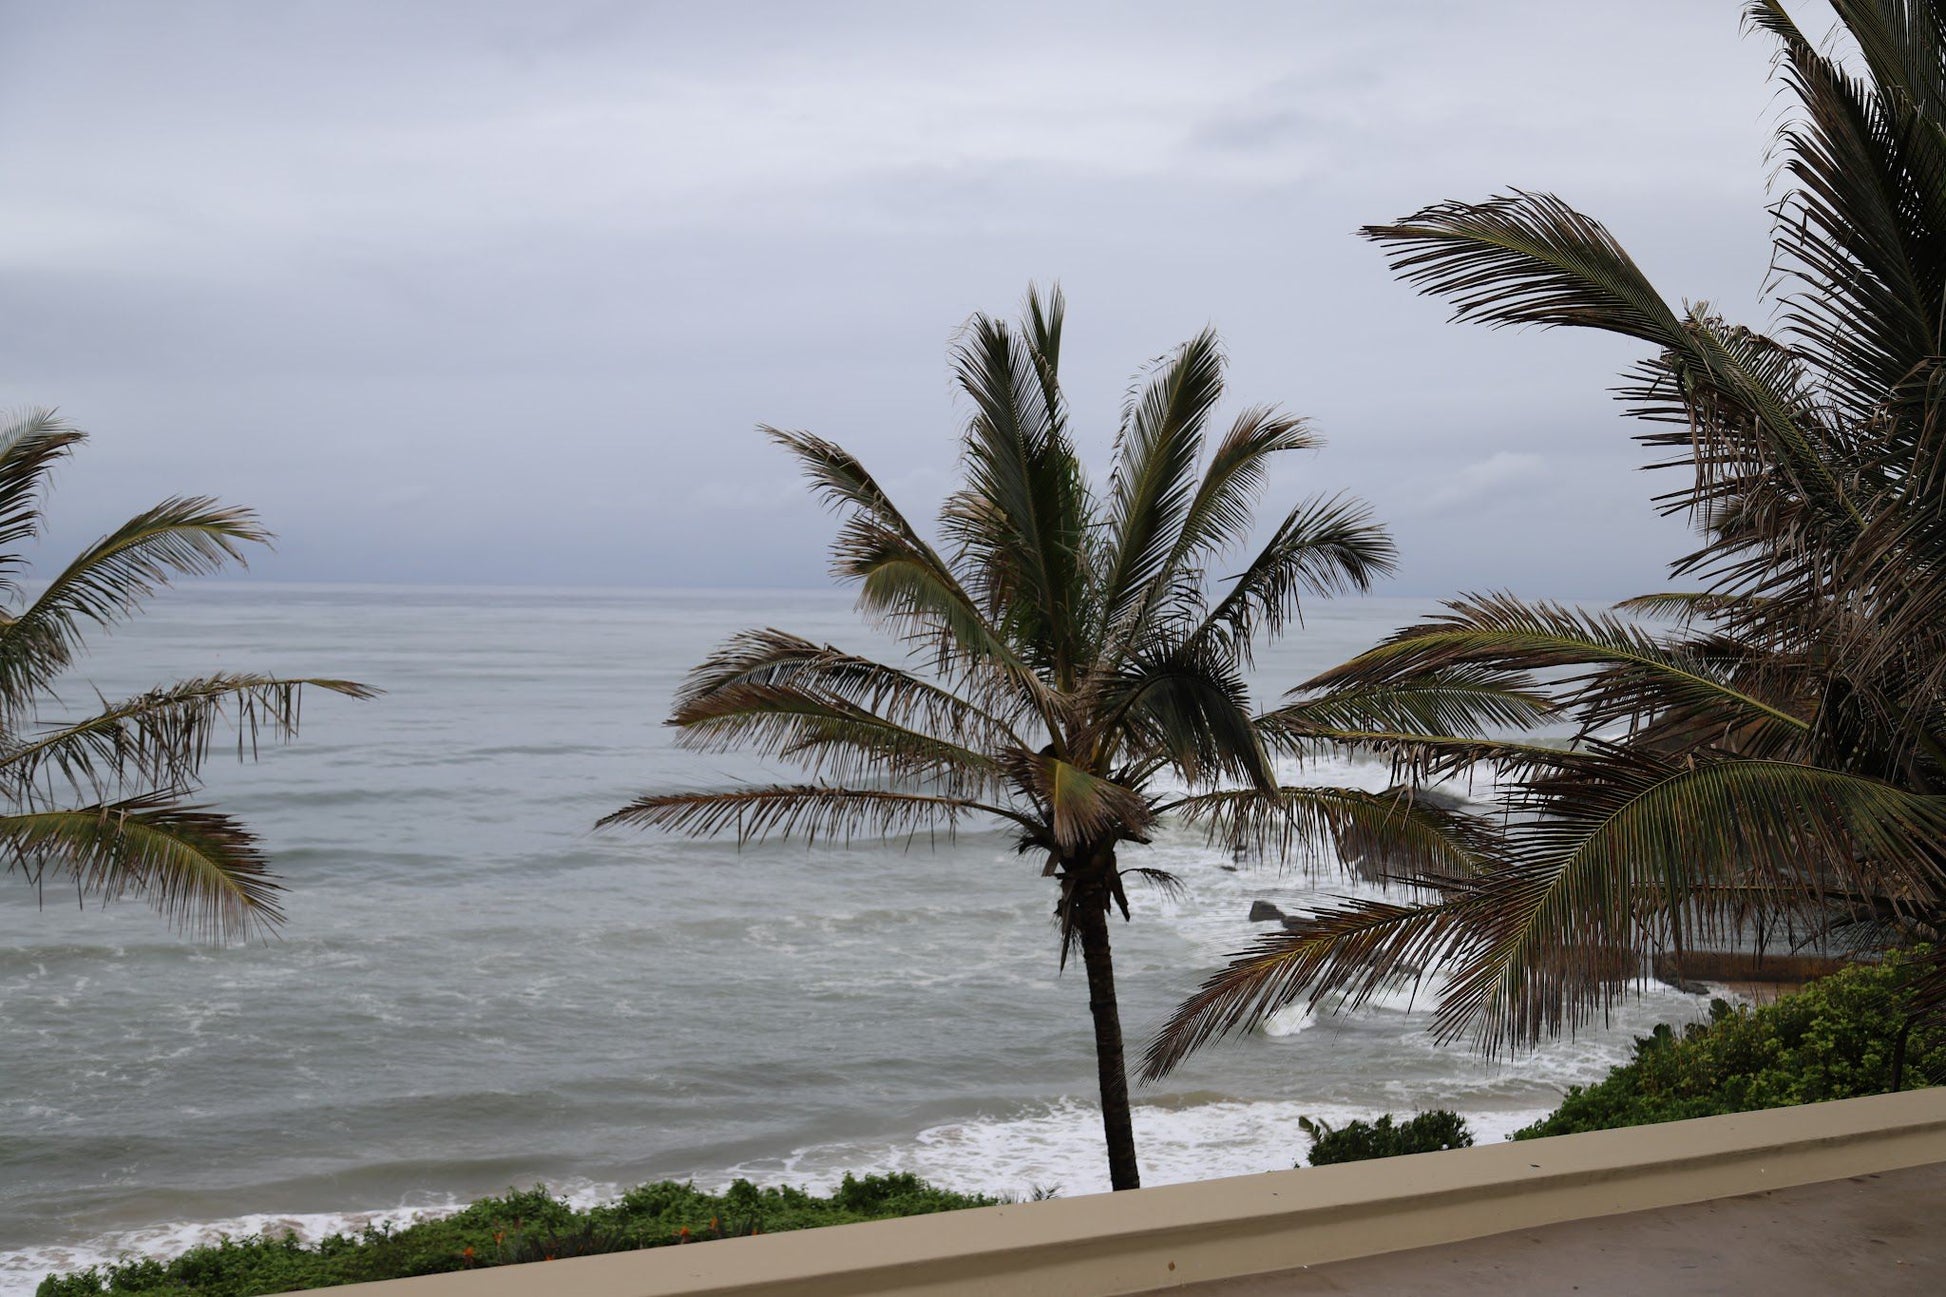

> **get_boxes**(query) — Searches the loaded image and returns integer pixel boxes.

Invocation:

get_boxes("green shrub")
[37,1174,1001,1296]
[1298,1110,1474,1166]
[1515,949,1946,1141]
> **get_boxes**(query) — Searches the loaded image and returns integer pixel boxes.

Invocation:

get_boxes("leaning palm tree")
[601,288,1435,1190]
[1146,0,1946,1077]
[1,410,373,939]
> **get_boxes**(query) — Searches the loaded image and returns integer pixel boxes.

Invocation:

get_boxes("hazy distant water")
[0,584,1710,1292]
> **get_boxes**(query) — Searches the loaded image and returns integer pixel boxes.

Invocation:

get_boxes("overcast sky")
[0,2,1834,596]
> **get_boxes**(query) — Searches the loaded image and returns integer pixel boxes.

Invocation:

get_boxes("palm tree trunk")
[1074,899,1141,1190]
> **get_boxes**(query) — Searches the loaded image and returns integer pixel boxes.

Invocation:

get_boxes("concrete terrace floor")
[1164,1160,1946,1296]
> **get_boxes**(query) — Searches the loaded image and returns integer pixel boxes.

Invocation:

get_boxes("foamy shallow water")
[1,586,1709,1294]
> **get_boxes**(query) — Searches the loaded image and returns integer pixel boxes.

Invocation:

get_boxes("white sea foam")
[729,1094,1557,1201]
[1261,1003,1317,1036]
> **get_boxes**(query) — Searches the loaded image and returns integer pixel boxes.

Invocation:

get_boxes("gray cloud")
[0,1,1831,597]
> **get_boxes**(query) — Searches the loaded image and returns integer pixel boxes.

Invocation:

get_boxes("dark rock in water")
[1658,974,1712,996]
[1248,900,1287,923]
[1218,864,1238,873]
[1383,783,1469,812]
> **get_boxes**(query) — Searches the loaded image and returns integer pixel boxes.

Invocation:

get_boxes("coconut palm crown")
[0,410,373,939]
[1145,0,1946,1080]
[602,288,1430,1190]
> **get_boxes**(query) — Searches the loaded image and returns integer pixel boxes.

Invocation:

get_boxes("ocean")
[0,584,1711,1292]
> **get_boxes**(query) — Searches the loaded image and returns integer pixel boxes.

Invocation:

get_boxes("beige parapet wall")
[321,1088,1946,1297]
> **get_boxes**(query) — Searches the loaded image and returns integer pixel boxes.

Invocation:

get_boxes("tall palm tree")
[1145,0,1946,1077]
[601,288,1424,1190]
[1,410,373,939]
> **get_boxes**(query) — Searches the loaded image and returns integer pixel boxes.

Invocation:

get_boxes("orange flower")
[461,1246,475,1262]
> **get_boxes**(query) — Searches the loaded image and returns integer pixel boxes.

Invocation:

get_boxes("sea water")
[0,584,1712,1292]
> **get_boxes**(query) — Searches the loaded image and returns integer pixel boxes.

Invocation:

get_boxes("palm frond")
[599,784,1024,846]
[1141,893,1483,1081]
[0,674,376,800]
[1003,753,1152,851]
[1613,591,1765,622]
[671,682,1006,795]
[1361,190,1684,344]
[1169,783,1493,882]
[1308,594,1812,745]
[943,304,1096,683]
[673,628,1025,748]
[1438,753,1946,1050]
[1171,408,1321,566]
[1098,328,1225,635]
[2,796,283,941]
[1103,639,1274,791]
[0,409,84,601]
[1263,666,1559,741]
[1194,494,1396,661]
[0,499,267,712]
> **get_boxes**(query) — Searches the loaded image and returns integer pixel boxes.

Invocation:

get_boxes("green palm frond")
[1263,666,1559,741]
[672,682,1005,795]
[1003,752,1152,852]
[1194,493,1396,661]
[0,425,372,939]
[1750,0,1946,413]
[599,784,1026,846]
[1169,783,1492,881]
[1156,3,1946,1076]
[0,410,85,599]
[1309,594,1811,745]
[0,498,268,712]
[1361,190,1683,344]
[1141,893,1484,1081]
[770,428,1060,727]
[1612,592,1765,622]
[1439,753,1946,1050]
[943,296,1096,683]
[1103,640,1273,791]
[1098,328,1225,634]
[1170,408,1320,568]
[673,628,1025,749]
[1,674,376,800]
[2,797,284,940]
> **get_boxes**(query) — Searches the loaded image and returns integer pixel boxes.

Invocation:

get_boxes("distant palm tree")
[1145,0,1946,1077]
[602,288,1432,1190]
[0,410,373,939]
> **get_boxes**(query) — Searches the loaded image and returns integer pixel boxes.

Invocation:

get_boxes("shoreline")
[5,1097,1557,1297]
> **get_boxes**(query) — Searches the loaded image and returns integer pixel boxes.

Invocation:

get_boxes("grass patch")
[38,1173,999,1296]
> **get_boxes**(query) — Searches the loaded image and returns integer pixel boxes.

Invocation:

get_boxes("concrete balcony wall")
[322,1088,1946,1297]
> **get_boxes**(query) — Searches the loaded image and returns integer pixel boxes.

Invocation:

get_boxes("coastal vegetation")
[1298,1110,1473,1166]
[1515,953,1946,1140]
[599,287,1434,1190]
[35,1173,998,1297]
[0,412,371,937]
[1145,0,1946,1075]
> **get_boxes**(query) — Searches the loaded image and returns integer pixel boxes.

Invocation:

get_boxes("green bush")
[1515,950,1946,1141]
[37,1173,999,1297]
[1298,1110,1474,1166]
